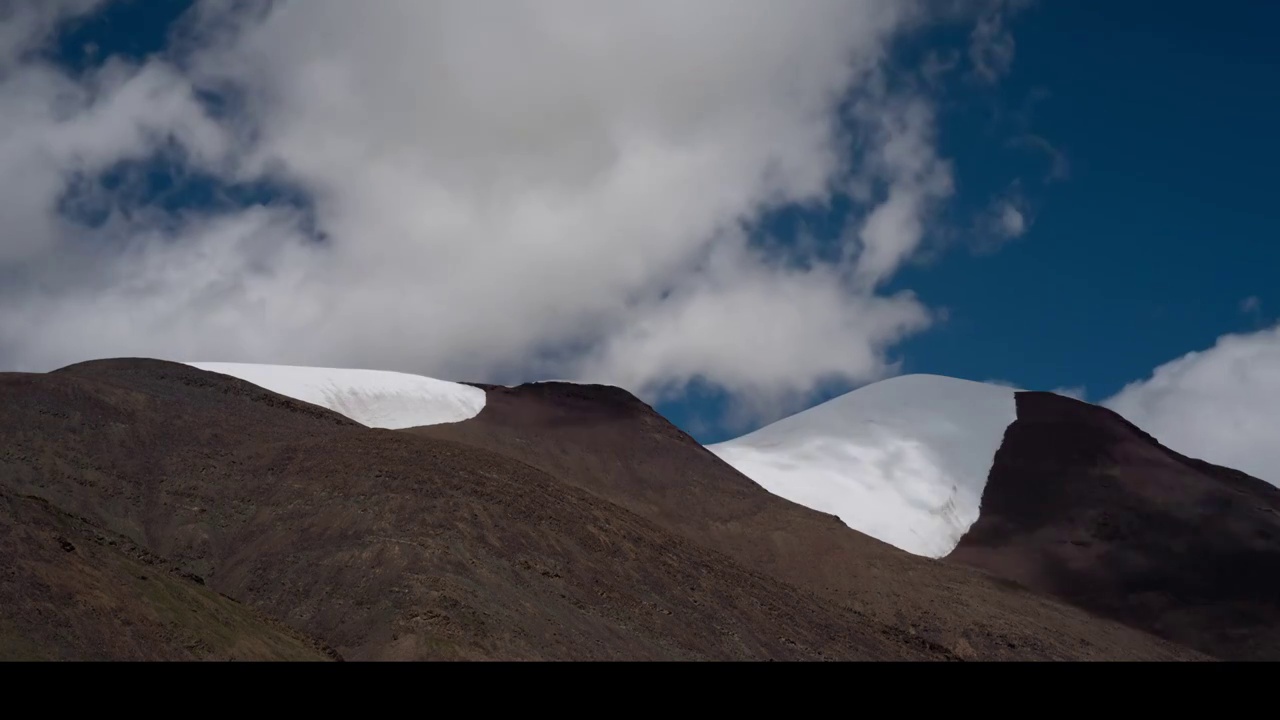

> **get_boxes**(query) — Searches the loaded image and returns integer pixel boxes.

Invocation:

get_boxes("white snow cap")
[185,362,486,429]
[707,374,1017,558]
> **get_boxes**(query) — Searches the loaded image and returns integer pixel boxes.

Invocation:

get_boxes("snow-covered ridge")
[707,374,1017,558]
[185,362,486,429]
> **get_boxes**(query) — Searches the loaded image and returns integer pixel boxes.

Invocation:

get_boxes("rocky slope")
[948,390,1280,661]
[0,360,1202,660]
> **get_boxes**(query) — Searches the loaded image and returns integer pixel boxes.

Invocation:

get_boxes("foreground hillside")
[948,391,1280,661]
[0,489,337,661]
[0,359,1200,660]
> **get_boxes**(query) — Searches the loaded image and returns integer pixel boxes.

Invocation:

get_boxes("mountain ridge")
[408,375,1205,660]
[0,359,1204,660]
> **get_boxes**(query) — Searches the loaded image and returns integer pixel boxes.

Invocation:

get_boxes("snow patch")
[707,374,1017,558]
[185,362,486,429]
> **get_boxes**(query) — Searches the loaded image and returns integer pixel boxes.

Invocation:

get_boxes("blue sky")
[888,2,1279,399]
[665,2,1280,441]
[5,1,1279,478]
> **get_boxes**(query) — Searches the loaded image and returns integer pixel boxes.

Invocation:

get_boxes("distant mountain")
[704,374,1280,661]
[706,374,1017,558]
[0,359,1200,660]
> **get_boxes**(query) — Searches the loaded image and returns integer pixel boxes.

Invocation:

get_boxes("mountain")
[706,374,1016,558]
[948,390,1280,661]
[409,380,1201,660]
[0,359,1200,660]
[705,375,1280,661]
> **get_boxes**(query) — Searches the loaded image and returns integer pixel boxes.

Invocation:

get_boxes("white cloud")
[847,90,956,289]
[971,182,1031,253]
[0,0,1019,423]
[1103,324,1280,487]
[0,0,104,69]
[997,201,1027,238]
[1050,385,1086,401]
[0,5,232,271]
[577,233,933,419]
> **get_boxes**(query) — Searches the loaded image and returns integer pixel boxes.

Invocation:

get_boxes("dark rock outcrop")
[949,391,1280,661]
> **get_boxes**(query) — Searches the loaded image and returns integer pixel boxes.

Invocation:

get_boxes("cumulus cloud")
[0,0,1022,423]
[0,0,103,69]
[997,201,1027,238]
[1103,325,1280,487]
[846,89,956,289]
[970,181,1030,253]
[578,233,933,418]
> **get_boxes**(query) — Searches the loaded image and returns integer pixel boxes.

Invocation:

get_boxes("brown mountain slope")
[0,359,1000,660]
[0,489,337,661]
[407,381,1203,660]
[947,391,1280,661]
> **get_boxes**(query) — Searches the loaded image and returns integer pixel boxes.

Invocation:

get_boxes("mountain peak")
[709,372,1017,558]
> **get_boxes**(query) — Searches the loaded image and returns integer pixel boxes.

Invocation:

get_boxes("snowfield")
[707,374,1018,558]
[185,362,487,429]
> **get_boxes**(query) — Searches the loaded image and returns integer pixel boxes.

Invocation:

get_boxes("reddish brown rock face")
[949,390,1280,661]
